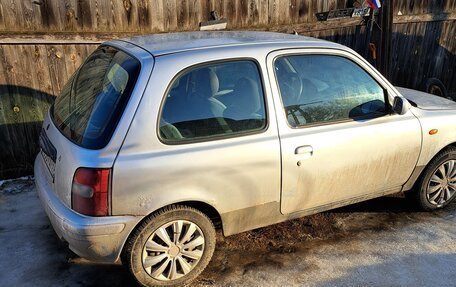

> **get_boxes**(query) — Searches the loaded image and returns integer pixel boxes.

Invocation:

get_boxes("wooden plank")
[32,45,54,96]
[187,0,200,30]
[0,38,104,45]
[93,0,108,31]
[246,0,260,26]
[394,12,456,23]
[1,0,19,30]
[268,0,278,25]
[0,45,29,174]
[126,0,140,32]
[0,45,16,170]
[163,0,178,31]
[149,0,165,32]
[233,0,242,28]
[15,46,45,167]
[138,0,151,32]
[20,0,36,30]
[76,0,93,31]
[176,0,189,30]
[0,32,132,44]
[0,3,4,30]
[257,0,269,25]
[223,0,237,28]
[238,0,249,26]
[46,45,66,96]
[62,0,79,31]
[277,0,291,25]
[110,0,127,31]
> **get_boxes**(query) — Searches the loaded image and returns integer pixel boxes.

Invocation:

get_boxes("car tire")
[122,205,216,287]
[424,78,450,100]
[406,147,456,211]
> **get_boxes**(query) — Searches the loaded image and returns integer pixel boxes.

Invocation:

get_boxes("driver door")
[268,50,422,214]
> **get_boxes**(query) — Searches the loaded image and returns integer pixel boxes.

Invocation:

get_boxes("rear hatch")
[38,43,152,209]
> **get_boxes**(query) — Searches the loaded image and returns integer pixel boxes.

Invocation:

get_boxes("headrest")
[233,77,261,114]
[194,68,219,98]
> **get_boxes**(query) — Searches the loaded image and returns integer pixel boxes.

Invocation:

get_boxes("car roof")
[120,31,344,56]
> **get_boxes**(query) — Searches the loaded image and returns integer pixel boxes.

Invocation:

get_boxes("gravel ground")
[0,177,455,287]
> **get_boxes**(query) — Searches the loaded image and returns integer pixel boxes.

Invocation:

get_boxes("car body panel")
[122,31,333,56]
[397,87,456,110]
[112,45,282,219]
[35,154,142,262]
[266,49,422,214]
[39,42,154,208]
[409,108,456,167]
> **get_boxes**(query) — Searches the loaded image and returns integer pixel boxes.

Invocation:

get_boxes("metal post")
[379,0,394,80]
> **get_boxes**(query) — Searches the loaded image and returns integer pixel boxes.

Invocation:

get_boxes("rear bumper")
[34,155,142,263]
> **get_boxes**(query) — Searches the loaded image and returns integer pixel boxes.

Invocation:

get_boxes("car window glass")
[274,55,387,127]
[52,47,140,149]
[159,60,267,143]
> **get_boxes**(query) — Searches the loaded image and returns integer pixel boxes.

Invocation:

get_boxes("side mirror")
[392,96,407,115]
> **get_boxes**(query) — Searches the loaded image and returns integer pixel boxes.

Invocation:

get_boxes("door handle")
[295,145,313,155]
[295,145,313,166]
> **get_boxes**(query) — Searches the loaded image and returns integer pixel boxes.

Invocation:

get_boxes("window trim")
[157,58,270,145]
[272,53,392,130]
[50,44,142,150]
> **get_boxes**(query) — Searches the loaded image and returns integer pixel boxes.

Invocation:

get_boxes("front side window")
[274,55,387,128]
[159,60,267,143]
[52,46,140,149]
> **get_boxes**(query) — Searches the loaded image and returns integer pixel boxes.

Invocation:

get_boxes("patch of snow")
[0,176,34,194]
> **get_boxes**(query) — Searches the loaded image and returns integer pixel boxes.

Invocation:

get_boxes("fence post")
[379,0,394,80]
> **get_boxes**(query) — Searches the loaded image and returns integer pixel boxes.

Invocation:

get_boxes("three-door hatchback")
[35,31,456,286]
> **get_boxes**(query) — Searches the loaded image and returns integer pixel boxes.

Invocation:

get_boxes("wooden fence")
[0,0,455,178]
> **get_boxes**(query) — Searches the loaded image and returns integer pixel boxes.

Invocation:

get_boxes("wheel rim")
[142,220,205,281]
[427,160,456,206]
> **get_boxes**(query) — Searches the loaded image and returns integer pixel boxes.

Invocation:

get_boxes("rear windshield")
[52,46,140,149]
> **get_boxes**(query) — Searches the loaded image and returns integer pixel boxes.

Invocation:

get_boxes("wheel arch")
[404,142,456,192]
[426,142,456,167]
[120,200,223,261]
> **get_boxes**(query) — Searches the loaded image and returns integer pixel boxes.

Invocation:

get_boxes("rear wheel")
[407,148,456,210]
[122,205,216,287]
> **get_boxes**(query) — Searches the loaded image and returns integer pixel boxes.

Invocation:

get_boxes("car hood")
[396,87,456,110]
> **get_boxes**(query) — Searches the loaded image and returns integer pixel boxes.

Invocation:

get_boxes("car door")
[267,49,422,214]
[113,56,282,229]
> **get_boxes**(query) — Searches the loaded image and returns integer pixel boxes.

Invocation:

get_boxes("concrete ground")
[0,177,455,287]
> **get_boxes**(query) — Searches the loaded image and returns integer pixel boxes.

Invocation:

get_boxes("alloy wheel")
[427,160,456,206]
[142,220,205,281]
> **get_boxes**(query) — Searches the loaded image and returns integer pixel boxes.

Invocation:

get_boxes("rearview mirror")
[392,97,407,115]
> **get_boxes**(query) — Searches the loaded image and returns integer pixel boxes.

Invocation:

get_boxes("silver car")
[35,31,456,286]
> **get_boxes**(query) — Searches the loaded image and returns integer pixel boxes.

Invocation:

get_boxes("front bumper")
[34,155,141,263]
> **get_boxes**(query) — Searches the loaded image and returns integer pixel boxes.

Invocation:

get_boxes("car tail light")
[72,168,110,216]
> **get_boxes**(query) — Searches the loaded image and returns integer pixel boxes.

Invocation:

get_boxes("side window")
[159,60,267,143]
[274,55,387,128]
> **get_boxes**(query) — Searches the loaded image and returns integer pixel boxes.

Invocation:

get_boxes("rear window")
[52,46,140,149]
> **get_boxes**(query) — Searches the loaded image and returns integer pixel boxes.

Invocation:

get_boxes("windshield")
[52,46,140,149]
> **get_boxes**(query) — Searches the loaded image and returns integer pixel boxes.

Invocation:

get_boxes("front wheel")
[122,205,216,287]
[406,147,456,211]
